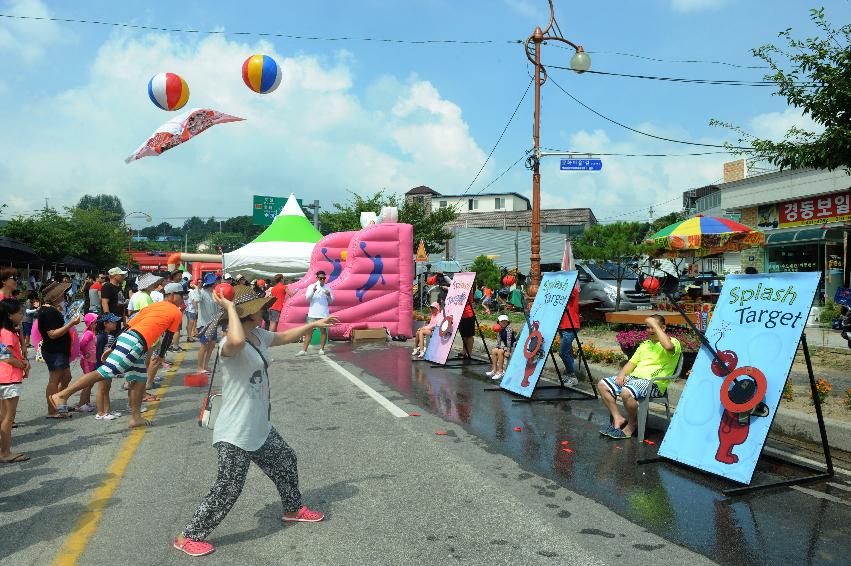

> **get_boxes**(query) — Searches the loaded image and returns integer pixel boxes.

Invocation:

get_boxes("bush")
[819,300,843,323]
[782,379,794,401]
[469,255,501,291]
[615,328,701,353]
[815,378,832,403]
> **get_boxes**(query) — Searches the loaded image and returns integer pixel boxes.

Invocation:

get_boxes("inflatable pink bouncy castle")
[279,223,413,339]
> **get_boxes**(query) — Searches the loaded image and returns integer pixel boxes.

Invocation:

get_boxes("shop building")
[710,163,849,303]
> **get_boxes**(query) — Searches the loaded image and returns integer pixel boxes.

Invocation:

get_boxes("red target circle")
[720,366,767,414]
[523,322,543,361]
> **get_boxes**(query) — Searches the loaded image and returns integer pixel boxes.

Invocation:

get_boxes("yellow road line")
[51,351,187,566]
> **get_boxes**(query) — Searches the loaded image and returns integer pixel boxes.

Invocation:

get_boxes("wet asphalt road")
[1,338,849,565]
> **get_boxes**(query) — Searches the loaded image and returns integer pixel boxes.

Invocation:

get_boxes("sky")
[0,0,846,229]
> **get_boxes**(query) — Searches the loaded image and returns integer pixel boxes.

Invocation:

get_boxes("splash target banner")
[658,272,820,484]
[500,271,578,398]
[424,272,476,365]
[125,108,244,163]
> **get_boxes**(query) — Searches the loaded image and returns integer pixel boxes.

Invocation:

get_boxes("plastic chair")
[636,353,684,443]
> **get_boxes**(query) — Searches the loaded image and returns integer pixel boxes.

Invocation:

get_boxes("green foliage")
[318,190,457,253]
[469,255,501,290]
[76,194,125,220]
[711,8,851,172]
[206,232,248,253]
[574,222,650,310]
[643,211,688,240]
[819,300,843,323]
[0,206,129,266]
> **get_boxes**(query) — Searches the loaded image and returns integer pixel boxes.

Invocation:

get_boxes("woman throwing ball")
[174,286,338,557]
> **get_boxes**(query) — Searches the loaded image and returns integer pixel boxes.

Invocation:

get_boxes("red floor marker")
[643,439,655,445]
[410,412,421,417]
[435,431,447,436]
[513,426,522,432]
[562,447,575,454]
[560,441,570,446]
[614,446,623,450]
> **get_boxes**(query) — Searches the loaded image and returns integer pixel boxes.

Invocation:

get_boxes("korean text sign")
[658,272,820,484]
[424,272,476,365]
[500,271,577,398]
[778,192,850,228]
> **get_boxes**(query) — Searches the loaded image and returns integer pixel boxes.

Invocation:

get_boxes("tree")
[573,222,650,310]
[207,232,248,253]
[641,210,688,241]
[319,191,457,254]
[469,255,501,291]
[711,8,851,172]
[76,194,125,221]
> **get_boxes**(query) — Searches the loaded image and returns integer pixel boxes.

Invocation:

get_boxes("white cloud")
[0,32,489,223]
[0,0,66,62]
[537,127,727,221]
[749,106,824,142]
[670,0,727,13]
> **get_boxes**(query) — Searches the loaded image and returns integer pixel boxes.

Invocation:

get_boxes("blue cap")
[202,273,219,287]
[97,313,121,323]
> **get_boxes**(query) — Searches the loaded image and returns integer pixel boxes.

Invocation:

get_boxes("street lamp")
[524,0,590,297]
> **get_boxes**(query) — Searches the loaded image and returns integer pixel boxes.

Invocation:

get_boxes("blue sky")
[0,0,846,228]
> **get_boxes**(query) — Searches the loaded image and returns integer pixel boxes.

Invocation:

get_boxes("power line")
[598,196,682,221]
[460,78,533,196]
[470,153,529,197]
[549,65,819,87]
[0,12,517,44]
[547,75,754,151]
[548,44,771,69]
[541,148,736,157]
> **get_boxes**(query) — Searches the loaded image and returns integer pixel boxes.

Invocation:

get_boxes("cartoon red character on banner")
[520,320,544,388]
[710,330,770,464]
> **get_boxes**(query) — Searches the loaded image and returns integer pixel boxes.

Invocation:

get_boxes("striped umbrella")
[646,215,764,256]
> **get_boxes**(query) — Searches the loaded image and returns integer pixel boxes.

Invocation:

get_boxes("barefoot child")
[486,314,516,380]
[0,299,30,463]
[51,283,186,429]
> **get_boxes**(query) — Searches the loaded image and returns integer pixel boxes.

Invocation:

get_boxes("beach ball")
[148,72,190,111]
[242,54,282,94]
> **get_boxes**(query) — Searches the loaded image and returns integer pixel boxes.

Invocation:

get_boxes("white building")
[405,186,530,214]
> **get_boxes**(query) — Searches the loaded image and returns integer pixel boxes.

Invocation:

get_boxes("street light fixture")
[524,0,589,297]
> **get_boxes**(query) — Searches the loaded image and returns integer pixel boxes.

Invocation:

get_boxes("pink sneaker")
[173,538,214,557]
[282,506,324,523]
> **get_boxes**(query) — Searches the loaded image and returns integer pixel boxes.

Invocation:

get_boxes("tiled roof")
[443,208,597,228]
[405,185,440,196]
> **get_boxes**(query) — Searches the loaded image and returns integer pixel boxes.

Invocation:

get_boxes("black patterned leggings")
[182,427,303,540]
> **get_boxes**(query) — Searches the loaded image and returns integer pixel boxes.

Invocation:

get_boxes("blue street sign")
[560,158,602,171]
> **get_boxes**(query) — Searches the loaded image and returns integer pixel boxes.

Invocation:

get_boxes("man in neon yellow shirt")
[599,314,681,439]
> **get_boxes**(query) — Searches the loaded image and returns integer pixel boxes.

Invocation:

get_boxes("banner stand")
[510,309,598,403]
[638,334,834,497]
[430,313,492,369]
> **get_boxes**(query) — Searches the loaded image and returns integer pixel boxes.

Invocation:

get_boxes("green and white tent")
[223,193,322,279]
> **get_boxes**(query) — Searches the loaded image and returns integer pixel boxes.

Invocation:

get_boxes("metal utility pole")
[312,199,320,229]
[523,0,590,296]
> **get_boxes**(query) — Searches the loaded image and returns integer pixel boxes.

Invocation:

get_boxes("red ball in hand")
[641,276,661,294]
[214,283,235,301]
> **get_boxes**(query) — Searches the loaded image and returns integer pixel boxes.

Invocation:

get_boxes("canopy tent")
[223,193,323,279]
[0,236,44,265]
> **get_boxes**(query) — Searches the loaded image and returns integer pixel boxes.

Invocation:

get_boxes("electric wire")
[547,43,771,69]
[0,12,516,44]
[547,75,754,150]
[541,148,737,157]
[459,78,533,196]
[469,154,529,197]
[548,65,820,87]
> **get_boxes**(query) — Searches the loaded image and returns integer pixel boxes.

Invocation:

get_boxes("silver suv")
[575,261,652,311]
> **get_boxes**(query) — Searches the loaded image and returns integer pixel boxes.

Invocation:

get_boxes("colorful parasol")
[645,214,764,256]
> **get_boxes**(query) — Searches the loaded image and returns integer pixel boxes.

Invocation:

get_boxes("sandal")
[0,454,31,464]
[142,394,160,403]
[173,538,214,557]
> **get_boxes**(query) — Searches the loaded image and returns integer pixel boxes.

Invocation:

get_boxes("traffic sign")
[252,195,303,226]
[560,158,602,171]
[415,239,428,262]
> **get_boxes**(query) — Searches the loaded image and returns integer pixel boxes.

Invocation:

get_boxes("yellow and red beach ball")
[242,54,283,94]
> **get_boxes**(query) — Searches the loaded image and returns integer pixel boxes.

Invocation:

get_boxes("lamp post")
[123,211,152,269]
[524,0,590,297]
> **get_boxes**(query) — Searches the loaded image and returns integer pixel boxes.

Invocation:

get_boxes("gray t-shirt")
[196,287,218,328]
[212,327,275,451]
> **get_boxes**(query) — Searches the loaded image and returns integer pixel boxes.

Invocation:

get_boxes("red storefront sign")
[778,191,851,228]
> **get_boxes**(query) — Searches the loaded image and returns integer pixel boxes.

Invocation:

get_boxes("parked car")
[576,260,652,311]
